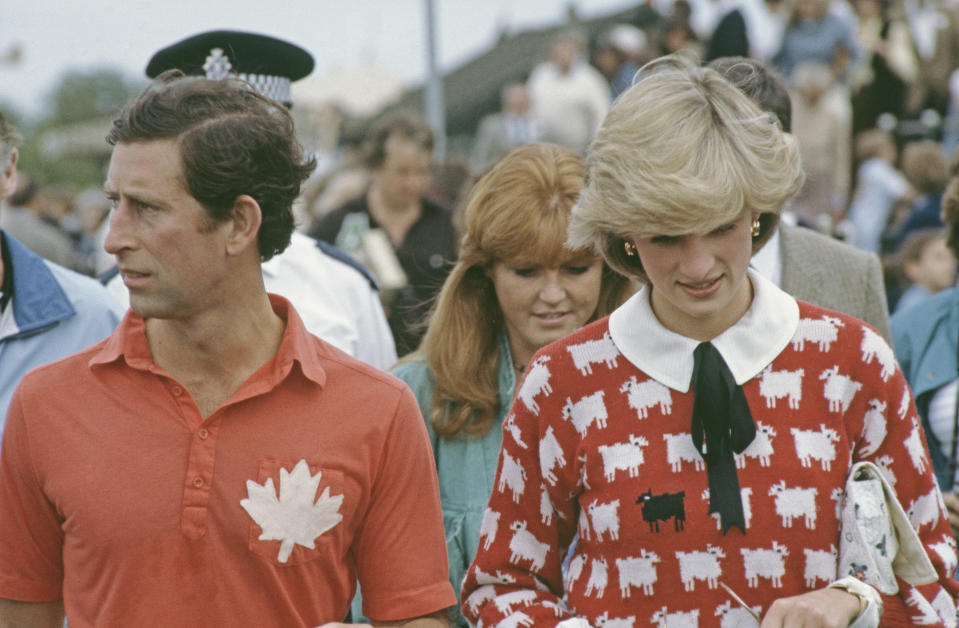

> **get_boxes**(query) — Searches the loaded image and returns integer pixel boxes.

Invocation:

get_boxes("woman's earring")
[751,217,761,238]
[624,240,637,257]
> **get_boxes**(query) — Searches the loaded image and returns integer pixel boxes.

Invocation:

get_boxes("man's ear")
[1,149,18,201]
[224,194,262,257]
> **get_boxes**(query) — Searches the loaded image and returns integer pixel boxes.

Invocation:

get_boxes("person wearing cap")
[0,72,455,627]
[103,30,398,370]
[0,114,124,437]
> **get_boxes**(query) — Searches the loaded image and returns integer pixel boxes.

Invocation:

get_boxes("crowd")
[1,2,959,626]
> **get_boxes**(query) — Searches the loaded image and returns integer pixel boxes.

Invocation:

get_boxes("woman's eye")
[650,235,680,245]
[513,267,538,278]
[711,223,737,236]
[564,265,592,275]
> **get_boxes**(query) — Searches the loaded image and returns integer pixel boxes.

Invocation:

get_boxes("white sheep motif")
[651,607,700,628]
[508,520,549,571]
[741,541,789,588]
[539,425,566,486]
[620,375,673,419]
[539,484,554,526]
[595,612,637,628]
[820,366,863,413]
[565,554,587,591]
[735,421,777,468]
[588,498,621,542]
[562,391,608,436]
[584,557,608,597]
[517,355,552,415]
[759,366,804,409]
[473,567,515,586]
[792,315,844,351]
[493,590,538,615]
[676,545,725,591]
[497,451,527,502]
[663,432,704,472]
[790,423,840,470]
[874,454,897,488]
[503,412,527,449]
[715,601,762,628]
[803,545,837,587]
[479,507,500,550]
[860,327,896,381]
[859,398,888,456]
[898,388,911,420]
[566,331,620,375]
[905,419,929,474]
[616,550,660,597]
[702,487,753,530]
[598,434,649,481]
[907,486,942,530]
[769,480,818,528]
[930,534,958,575]
[464,585,497,615]
[497,611,534,628]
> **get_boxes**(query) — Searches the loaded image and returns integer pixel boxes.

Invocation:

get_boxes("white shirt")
[106,232,397,371]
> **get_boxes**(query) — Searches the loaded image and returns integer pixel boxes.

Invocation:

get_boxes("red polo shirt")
[0,295,455,627]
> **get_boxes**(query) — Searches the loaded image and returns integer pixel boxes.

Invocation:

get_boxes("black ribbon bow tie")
[690,342,756,534]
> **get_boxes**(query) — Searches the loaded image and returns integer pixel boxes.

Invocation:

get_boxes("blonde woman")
[461,55,958,627]
[393,143,633,624]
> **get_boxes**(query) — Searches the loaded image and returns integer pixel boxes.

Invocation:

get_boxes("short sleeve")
[352,385,456,621]
[0,387,64,602]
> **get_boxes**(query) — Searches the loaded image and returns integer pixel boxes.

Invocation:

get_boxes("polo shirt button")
[171,385,183,396]
[198,428,209,440]
[193,476,204,488]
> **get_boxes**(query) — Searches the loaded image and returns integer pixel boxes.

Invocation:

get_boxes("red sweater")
[461,299,959,627]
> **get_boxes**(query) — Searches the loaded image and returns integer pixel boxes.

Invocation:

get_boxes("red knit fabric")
[461,302,959,627]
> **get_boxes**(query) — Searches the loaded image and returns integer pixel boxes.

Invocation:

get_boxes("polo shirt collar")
[608,269,799,393]
[90,294,327,388]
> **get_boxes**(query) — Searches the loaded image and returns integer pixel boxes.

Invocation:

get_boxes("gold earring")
[624,240,637,256]
[751,217,761,238]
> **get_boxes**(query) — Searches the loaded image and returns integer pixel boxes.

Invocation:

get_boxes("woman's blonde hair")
[416,143,634,440]
[568,54,805,283]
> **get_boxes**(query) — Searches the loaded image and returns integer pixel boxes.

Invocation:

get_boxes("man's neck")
[145,289,285,418]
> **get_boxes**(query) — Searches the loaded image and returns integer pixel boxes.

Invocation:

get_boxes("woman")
[892,175,959,541]
[461,56,958,627]
[392,143,633,625]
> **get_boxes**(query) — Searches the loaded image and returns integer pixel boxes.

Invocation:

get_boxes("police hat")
[146,30,314,106]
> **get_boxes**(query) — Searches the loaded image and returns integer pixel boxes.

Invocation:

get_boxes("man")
[708,56,893,341]
[0,113,123,430]
[0,73,454,626]
[103,30,397,370]
[526,30,611,155]
[469,83,540,175]
[312,113,458,357]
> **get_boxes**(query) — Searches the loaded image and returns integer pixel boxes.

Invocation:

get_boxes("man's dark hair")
[106,70,316,261]
[707,56,792,132]
[363,112,434,170]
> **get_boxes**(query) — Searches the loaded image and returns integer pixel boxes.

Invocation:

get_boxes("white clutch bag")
[838,461,938,595]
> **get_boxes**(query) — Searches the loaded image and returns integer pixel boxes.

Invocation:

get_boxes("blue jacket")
[891,286,959,488]
[0,232,124,431]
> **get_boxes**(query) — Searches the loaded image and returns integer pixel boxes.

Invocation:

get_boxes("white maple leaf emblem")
[240,459,344,563]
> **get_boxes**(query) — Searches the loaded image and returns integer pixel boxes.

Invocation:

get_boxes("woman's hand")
[760,587,861,628]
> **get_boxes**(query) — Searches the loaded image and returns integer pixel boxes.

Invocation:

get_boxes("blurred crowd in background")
[4,0,959,317]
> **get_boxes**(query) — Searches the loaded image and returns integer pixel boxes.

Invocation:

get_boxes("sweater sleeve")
[847,327,959,625]
[460,352,583,626]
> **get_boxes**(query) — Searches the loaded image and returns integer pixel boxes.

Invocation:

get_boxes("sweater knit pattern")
[461,302,959,627]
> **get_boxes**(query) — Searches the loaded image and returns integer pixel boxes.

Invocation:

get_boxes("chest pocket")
[241,458,348,567]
